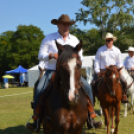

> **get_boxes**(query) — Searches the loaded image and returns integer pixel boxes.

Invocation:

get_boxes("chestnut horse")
[98,65,122,134]
[43,40,95,134]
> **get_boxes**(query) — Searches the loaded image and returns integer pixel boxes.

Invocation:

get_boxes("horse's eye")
[117,78,120,82]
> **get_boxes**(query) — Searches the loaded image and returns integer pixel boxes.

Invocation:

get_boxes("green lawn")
[0,88,134,134]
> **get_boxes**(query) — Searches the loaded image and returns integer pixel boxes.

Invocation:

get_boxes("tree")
[75,0,134,36]
[0,25,45,81]
[10,25,45,69]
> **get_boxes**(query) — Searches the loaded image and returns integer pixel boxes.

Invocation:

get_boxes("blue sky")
[0,0,97,35]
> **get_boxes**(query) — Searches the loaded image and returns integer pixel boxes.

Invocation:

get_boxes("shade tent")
[28,65,40,87]
[27,56,95,87]
[27,53,128,87]
[6,65,27,74]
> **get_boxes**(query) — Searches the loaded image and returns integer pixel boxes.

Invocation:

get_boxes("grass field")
[0,87,134,134]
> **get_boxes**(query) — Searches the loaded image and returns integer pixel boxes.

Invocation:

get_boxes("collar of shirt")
[129,55,134,59]
[104,44,115,51]
[56,31,71,40]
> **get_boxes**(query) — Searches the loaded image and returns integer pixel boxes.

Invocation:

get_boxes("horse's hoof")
[110,128,114,134]
[123,115,127,118]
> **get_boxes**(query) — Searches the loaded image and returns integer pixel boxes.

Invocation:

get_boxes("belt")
[100,69,106,72]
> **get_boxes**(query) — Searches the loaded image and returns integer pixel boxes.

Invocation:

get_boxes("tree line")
[0,0,134,81]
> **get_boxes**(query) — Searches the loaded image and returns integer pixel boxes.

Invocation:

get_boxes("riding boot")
[26,94,44,132]
[26,110,41,133]
[120,75,128,103]
[26,114,41,133]
[87,118,102,129]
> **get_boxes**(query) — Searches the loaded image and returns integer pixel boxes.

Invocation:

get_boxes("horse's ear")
[74,40,83,52]
[118,66,124,72]
[55,40,63,51]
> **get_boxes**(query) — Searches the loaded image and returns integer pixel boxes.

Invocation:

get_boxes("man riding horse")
[92,32,128,104]
[26,14,102,133]
[124,46,134,79]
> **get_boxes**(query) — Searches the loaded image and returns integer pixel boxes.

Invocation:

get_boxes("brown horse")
[98,65,123,134]
[42,40,95,134]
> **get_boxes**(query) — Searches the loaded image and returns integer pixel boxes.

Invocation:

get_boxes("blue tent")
[6,65,27,74]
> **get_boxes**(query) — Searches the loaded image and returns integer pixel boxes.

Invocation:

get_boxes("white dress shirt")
[124,56,134,69]
[38,32,83,70]
[94,45,123,73]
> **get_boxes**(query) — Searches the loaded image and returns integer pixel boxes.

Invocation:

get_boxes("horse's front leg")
[131,93,134,114]
[124,103,127,117]
[100,106,103,116]
[103,108,110,134]
[111,107,115,134]
[114,103,120,134]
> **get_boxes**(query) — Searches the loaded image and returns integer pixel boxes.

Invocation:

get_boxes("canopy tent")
[6,65,27,74]
[27,53,128,87]
[27,56,94,87]
[28,65,40,87]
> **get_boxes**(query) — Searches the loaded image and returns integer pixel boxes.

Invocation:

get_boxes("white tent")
[28,65,40,87]
[28,53,128,87]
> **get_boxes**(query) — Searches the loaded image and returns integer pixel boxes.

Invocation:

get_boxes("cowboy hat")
[104,33,117,41]
[125,46,134,52]
[51,14,76,25]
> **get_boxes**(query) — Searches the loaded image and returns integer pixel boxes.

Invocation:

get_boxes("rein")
[98,76,119,96]
[59,78,80,103]
[106,82,118,96]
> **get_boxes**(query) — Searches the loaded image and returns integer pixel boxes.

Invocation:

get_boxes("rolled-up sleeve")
[117,50,123,68]
[38,37,50,61]
[94,50,100,73]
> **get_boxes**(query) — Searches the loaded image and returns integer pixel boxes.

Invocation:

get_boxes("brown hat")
[51,14,76,25]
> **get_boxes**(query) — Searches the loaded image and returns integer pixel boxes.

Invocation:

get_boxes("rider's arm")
[94,49,101,74]
[38,36,51,61]
[117,50,123,69]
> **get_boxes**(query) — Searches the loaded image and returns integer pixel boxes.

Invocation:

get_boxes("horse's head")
[55,40,82,103]
[105,65,123,96]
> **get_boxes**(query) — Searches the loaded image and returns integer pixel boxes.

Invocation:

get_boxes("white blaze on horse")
[120,67,134,117]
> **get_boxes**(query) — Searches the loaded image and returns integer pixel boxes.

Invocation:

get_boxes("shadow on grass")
[0,125,103,134]
[0,125,32,134]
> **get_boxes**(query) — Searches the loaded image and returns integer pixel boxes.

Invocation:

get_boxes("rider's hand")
[132,67,134,70]
[97,72,101,76]
[49,53,58,59]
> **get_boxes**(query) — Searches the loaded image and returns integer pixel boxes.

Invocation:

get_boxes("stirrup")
[25,115,40,131]
[96,114,103,125]
[88,114,103,129]
[25,115,32,128]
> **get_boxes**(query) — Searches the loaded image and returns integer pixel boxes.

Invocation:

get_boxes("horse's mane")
[57,45,78,64]
[54,45,78,90]
[99,65,119,77]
